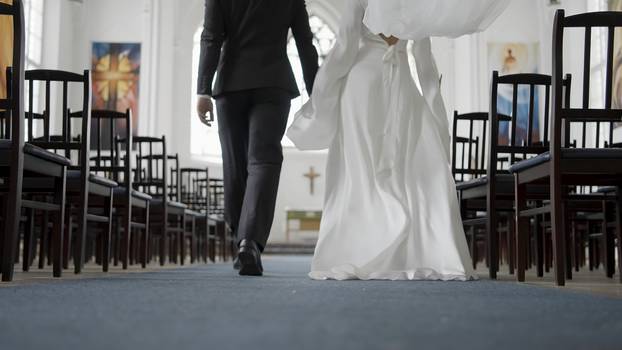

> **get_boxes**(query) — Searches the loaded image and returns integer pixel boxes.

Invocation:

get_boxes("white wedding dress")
[287,0,509,281]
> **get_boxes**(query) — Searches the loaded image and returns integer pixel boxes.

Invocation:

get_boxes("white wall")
[42,0,596,244]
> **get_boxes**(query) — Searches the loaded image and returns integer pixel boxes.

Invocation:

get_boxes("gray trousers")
[216,88,291,250]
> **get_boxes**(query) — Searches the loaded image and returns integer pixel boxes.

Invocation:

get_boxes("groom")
[196,0,319,276]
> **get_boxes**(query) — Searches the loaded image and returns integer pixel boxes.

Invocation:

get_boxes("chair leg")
[141,204,150,269]
[113,215,120,267]
[73,191,89,274]
[616,186,622,283]
[22,209,35,272]
[515,179,528,282]
[63,208,72,270]
[603,201,615,278]
[487,209,498,279]
[508,216,516,275]
[573,220,581,273]
[102,190,113,273]
[180,215,186,266]
[550,179,566,286]
[122,210,131,270]
[190,217,196,264]
[1,164,23,282]
[588,238,595,271]
[219,221,227,262]
[544,223,551,273]
[52,169,67,278]
[535,215,544,277]
[139,226,148,269]
[468,226,477,270]
[159,229,167,266]
[38,211,49,270]
[563,204,572,281]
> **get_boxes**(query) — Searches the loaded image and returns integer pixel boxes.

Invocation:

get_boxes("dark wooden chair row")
[454,72,568,278]
[511,10,622,286]
[0,1,229,282]
[1,0,68,281]
[453,9,622,286]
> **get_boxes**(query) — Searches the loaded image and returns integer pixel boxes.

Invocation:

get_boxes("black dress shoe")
[238,239,263,276]
[233,256,241,270]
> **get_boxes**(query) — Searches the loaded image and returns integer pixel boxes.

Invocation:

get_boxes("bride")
[287,0,509,281]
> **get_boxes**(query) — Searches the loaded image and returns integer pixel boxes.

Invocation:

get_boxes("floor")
[1,256,621,350]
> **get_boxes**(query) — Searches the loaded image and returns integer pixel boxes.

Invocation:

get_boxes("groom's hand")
[197,95,214,127]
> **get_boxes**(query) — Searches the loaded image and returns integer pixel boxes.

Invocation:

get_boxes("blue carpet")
[0,256,621,350]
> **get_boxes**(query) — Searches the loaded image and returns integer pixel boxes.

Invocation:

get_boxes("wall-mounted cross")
[304,166,321,195]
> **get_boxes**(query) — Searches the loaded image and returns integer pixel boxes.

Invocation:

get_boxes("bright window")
[23,0,43,69]
[585,0,611,147]
[190,26,222,162]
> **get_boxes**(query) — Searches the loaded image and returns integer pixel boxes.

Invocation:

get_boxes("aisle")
[0,256,621,350]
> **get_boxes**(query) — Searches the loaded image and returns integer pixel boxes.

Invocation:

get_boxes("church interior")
[1,0,622,349]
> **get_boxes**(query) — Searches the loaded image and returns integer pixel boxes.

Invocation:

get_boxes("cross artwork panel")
[91,42,141,149]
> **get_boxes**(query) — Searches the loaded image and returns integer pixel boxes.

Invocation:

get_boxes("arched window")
[190,15,336,159]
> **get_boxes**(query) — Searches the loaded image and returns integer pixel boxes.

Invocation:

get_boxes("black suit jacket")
[197,0,319,98]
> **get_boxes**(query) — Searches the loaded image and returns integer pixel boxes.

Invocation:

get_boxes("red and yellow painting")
[91,42,141,145]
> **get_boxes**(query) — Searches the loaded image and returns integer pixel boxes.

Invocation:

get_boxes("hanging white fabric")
[363,0,511,41]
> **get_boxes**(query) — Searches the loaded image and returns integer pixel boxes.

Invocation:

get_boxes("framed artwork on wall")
[91,42,141,148]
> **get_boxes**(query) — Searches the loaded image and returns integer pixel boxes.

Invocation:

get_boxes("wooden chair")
[179,167,217,263]
[452,112,488,184]
[132,136,187,265]
[89,109,151,269]
[512,10,622,286]
[452,112,488,268]
[24,70,118,274]
[166,154,196,265]
[458,72,568,279]
[1,0,71,281]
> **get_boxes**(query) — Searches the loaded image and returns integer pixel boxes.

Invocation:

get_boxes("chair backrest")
[489,71,571,178]
[0,0,25,150]
[551,10,622,159]
[209,178,225,217]
[132,135,168,201]
[87,109,132,188]
[179,168,210,214]
[24,70,92,175]
[166,154,180,202]
[452,112,488,182]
